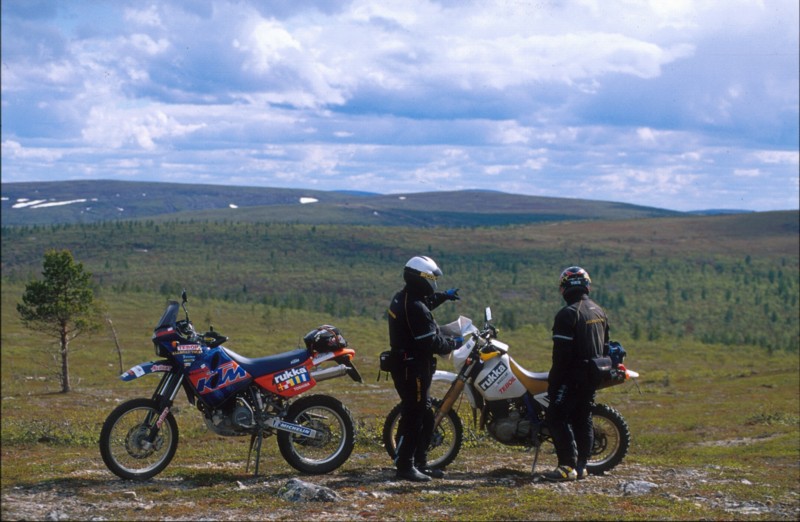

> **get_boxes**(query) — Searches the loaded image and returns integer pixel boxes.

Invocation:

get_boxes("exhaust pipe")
[311,364,349,382]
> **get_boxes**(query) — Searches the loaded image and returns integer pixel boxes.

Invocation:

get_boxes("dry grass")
[2,323,798,520]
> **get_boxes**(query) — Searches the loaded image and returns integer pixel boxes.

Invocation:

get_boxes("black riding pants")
[547,383,596,469]
[391,359,434,470]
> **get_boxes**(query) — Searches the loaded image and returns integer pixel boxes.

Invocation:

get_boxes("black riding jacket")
[550,292,609,389]
[388,287,455,362]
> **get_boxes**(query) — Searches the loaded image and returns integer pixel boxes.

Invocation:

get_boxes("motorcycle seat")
[221,347,311,376]
[509,358,550,394]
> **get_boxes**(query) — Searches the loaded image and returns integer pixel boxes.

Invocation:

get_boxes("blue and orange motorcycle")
[99,291,362,480]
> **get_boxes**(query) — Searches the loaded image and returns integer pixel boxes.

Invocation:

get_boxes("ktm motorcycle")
[100,291,362,480]
[383,307,638,476]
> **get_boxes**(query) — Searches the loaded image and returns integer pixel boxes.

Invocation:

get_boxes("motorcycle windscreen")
[154,301,180,330]
[474,354,527,400]
[255,362,316,397]
[451,337,475,372]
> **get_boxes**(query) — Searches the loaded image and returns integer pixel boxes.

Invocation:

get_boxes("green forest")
[2,210,797,353]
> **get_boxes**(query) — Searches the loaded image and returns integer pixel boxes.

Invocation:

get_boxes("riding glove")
[444,288,460,301]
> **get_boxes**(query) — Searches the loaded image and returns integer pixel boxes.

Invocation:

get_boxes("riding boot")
[415,457,445,478]
[396,466,432,482]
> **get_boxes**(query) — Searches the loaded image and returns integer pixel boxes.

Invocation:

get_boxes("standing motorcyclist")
[387,256,462,482]
[542,266,610,482]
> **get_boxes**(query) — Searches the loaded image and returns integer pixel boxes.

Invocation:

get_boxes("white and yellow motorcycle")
[383,308,639,476]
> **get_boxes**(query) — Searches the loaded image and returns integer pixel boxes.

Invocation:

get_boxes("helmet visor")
[420,270,439,291]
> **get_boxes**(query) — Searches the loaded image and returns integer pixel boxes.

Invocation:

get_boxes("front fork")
[142,371,184,449]
[433,356,481,429]
[433,377,466,429]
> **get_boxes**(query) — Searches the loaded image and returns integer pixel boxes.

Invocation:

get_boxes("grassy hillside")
[1,286,798,520]
[2,181,681,226]
[1,206,798,519]
[2,211,798,353]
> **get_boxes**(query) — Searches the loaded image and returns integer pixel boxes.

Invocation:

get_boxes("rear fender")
[313,348,362,382]
[311,347,356,365]
[120,360,174,382]
[597,365,640,390]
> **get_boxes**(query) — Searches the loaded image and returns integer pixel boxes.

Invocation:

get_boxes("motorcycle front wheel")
[277,394,356,474]
[99,398,179,480]
[382,398,463,469]
[586,402,630,475]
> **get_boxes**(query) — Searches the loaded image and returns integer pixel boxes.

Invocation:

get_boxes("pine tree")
[17,250,103,393]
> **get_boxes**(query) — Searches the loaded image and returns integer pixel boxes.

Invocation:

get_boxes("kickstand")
[246,431,264,476]
[529,420,543,475]
[530,444,541,475]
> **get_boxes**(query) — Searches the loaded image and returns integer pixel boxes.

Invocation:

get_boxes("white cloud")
[0,0,796,211]
[2,140,64,161]
[128,34,170,56]
[125,6,163,28]
[493,122,531,145]
[753,150,800,165]
[82,107,207,149]
[637,128,657,143]
[235,19,301,74]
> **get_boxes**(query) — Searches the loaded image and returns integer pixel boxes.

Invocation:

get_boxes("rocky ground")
[2,452,797,521]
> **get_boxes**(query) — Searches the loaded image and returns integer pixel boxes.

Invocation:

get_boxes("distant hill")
[687,209,755,216]
[1,206,797,352]
[1,180,362,226]
[1,180,683,227]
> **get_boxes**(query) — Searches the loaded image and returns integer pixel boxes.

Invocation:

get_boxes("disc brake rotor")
[125,425,163,459]
[592,429,609,455]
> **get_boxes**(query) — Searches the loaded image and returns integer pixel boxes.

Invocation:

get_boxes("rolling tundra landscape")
[1,181,798,520]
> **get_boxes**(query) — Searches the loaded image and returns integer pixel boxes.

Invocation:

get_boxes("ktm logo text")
[195,362,248,394]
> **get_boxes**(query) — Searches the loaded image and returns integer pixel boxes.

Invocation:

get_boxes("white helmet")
[403,256,442,295]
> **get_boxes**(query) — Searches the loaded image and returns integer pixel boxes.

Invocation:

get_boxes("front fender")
[120,360,175,381]
[433,370,457,383]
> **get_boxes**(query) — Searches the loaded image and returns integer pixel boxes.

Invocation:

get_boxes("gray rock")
[278,478,341,503]
[621,480,658,496]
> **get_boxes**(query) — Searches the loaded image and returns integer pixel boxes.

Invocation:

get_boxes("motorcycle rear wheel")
[586,403,630,475]
[382,398,463,469]
[277,394,356,474]
[99,398,179,480]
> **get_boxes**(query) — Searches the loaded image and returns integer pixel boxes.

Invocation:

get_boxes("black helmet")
[559,266,591,296]
[403,256,442,296]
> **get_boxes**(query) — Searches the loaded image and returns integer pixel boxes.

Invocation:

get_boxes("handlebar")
[175,317,228,348]
[176,319,195,337]
[175,290,228,347]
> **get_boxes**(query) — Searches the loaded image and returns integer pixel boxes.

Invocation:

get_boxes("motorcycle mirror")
[485,307,492,322]
[181,289,190,321]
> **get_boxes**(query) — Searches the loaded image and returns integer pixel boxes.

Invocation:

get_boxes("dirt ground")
[2,450,797,521]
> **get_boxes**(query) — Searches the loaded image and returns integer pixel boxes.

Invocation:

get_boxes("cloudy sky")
[2,0,798,212]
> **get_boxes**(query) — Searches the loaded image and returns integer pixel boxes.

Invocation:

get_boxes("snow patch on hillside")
[11,197,98,209]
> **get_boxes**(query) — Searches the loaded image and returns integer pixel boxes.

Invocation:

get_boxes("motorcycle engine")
[486,401,533,444]
[203,398,255,436]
